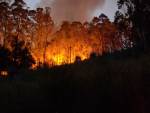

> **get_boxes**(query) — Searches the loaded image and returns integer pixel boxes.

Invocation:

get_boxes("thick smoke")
[38,0,105,24]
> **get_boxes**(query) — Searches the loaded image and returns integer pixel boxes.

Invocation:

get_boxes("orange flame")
[32,33,102,67]
[31,22,107,67]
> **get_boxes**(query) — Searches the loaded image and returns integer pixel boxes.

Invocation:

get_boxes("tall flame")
[32,22,103,66]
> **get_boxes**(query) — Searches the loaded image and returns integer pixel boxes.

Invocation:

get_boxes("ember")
[1,71,8,76]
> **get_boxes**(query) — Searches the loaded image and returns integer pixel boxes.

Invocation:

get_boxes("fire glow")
[32,22,103,66]
[0,3,129,68]
[30,15,122,67]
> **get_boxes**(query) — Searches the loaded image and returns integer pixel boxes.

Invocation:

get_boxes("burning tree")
[0,0,11,47]
[30,7,54,66]
[0,0,133,68]
[0,0,36,73]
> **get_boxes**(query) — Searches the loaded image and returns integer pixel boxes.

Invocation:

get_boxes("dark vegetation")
[0,51,147,113]
[0,0,150,113]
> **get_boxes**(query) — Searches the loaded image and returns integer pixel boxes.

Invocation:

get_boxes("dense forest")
[0,0,149,69]
[0,0,150,113]
[0,0,134,69]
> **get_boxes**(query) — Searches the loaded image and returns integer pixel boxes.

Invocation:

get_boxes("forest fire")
[0,0,149,113]
[32,28,102,66]
[31,19,105,67]
[31,18,123,67]
[0,0,132,69]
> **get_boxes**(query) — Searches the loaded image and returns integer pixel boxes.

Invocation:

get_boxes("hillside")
[0,53,148,113]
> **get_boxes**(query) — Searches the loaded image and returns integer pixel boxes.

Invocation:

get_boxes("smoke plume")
[38,0,105,24]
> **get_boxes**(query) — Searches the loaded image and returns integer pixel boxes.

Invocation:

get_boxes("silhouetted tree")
[114,11,133,49]
[75,56,81,63]
[0,46,11,71]
[90,52,97,59]
[11,0,28,40]
[11,37,35,69]
[117,0,150,51]
[20,47,35,68]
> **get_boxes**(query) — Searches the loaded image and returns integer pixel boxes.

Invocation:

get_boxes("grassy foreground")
[0,53,149,113]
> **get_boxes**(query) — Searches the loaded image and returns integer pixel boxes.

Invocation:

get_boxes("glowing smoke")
[38,0,105,24]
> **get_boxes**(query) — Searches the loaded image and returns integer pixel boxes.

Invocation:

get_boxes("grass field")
[0,52,148,113]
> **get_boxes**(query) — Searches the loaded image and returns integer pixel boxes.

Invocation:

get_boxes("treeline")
[116,0,150,52]
[0,0,149,73]
[0,0,54,73]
